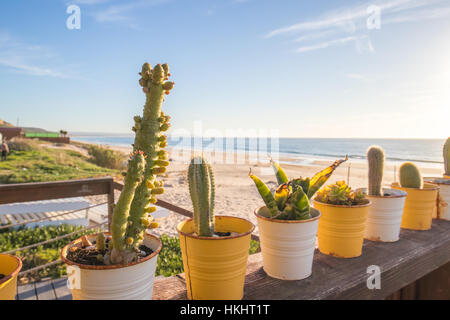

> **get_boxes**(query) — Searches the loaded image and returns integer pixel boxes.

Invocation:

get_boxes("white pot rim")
[61,232,162,271]
[359,188,407,199]
[176,215,255,241]
[254,206,321,224]
[423,176,450,186]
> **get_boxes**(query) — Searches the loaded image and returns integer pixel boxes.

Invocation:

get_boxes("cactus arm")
[249,170,278,217]
[444,138,450,176]
[367,146,385,196]
[271,160,289,185]
[111,153,145,256]
[307,156,348,199]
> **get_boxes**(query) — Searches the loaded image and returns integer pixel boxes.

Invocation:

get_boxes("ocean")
[71,134,445,169]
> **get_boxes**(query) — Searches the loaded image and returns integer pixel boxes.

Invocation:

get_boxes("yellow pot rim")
[392,182,439,191]
[177,215,255,240]
[254,206,321,224]
[0,254,22,286]
[60,232,162,270]
[312,199,372,209]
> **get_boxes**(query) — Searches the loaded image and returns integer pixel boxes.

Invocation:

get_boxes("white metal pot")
[363,188,407,242]
[61,233,162,300]
[424,177,450,221]
[254,206,320,281]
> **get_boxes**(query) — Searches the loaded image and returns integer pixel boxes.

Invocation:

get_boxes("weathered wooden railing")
[1,177,449,299]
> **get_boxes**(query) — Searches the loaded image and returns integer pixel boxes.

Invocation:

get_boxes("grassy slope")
[0,147,118,184]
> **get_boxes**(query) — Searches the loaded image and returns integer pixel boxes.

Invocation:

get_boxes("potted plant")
[177,156,255,300]
[424,138,450,220]
[61,62,174,299]
[250,157,347,280]
[313,181,371,258]
[392,162,439,230]
[361,146,407,242]
[0,254,22,300]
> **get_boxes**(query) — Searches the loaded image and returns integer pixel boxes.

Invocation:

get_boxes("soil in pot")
[65,236,153,266]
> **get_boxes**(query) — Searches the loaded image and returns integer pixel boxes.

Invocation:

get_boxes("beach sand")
[69,141,443,237]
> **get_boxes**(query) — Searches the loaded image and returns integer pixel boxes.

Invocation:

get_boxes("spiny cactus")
[444,138,450,176]
[96,232,106,251]
[188,156,215,236]
[250,157,348,220]
[105,62,174,265]
[399,162,423,189]
[367,146,385,196]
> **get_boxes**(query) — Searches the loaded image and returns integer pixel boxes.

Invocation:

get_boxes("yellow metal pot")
[313,200,371,258]
[391,182,439,230]
[177,216,255,300]
[0,254,22,300]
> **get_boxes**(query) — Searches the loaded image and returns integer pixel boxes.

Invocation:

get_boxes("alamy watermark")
[66,5,81,30]
[366,265,381,290]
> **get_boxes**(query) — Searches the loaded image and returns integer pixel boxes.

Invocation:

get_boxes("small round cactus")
[399,162,423,189]
[367,146,385,196]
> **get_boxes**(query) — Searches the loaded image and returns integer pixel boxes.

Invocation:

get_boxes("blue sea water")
[72,134,445,168]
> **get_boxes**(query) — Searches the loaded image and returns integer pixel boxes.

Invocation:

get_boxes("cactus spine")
[188,156,215,237]
[109,62,174,265]
[367,146,385,196]
[399,162,423,189]
[444,138,450,176]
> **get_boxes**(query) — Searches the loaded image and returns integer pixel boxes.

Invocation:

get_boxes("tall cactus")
[188,156,215,237]
[399,162,423,189]
[109,62,174,264]
[367,146,385,196]
[444,138,450,176]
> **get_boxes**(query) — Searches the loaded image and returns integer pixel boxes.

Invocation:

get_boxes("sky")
[0,0,449,138]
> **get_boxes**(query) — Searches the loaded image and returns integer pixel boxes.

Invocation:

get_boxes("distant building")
[0,127,22,141]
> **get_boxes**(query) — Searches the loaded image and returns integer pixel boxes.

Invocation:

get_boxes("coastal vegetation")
[0,139,118,184]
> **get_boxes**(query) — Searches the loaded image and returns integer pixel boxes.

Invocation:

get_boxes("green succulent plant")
[315,181,368,206]
[250,156,348,220]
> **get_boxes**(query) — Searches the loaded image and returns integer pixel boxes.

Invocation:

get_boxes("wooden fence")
[1,177,449,300]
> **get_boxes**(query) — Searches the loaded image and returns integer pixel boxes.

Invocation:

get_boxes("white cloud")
[0,32,67,79]
[94,0,170,22]
[296,36,362,53]
[266,0,442,38]
[265,0,450,55]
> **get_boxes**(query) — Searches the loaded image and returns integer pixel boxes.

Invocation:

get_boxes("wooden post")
[107,179,115,232]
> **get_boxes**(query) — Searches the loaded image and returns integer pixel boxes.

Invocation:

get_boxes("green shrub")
[88,145,126,170]
[0,225,97,282]
[0,148,117,184]
[7,138,41,152]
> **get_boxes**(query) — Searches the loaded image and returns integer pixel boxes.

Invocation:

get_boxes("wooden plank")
[17,283,37,300]
[52,278,72,300]
[415,262,450,299]
[151,219,450,300]
[35,279,57,300]
[0,177,114,205]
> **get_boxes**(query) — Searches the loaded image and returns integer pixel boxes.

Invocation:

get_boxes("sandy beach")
[69,141,443,237]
